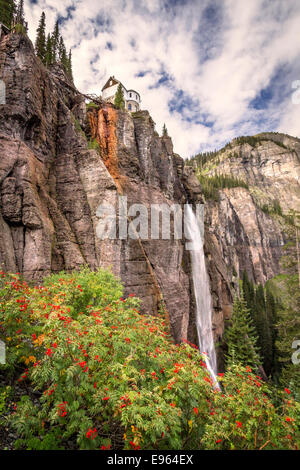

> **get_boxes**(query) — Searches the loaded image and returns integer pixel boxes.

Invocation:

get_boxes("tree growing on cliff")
[162,123,168,136]
[66,49,73,81]
[35,12,46,64]
[45,33,53,66]
[225,292,261,370]
[51,20,60,62]
[15,0,27,30]
[0,0,15,28]
[114,83,125,109]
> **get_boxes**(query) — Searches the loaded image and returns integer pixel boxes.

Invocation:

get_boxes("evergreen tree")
[242,271,255,310]
[253,284,273,376]
[162,123,168,136]
[35,11,46,64]
[45,33,53,66]
[58,35,67,64]
[15,0,26,28]
[265,285,279,378]
[114,83,125,109]
[66,48,73,81]
[51,20,60,62]
[0,0,15,28]
[273,245,300,397]
[225,292,261,370]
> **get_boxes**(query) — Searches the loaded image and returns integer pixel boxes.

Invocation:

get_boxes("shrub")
[0,268,299,450]
[88,138,100,153]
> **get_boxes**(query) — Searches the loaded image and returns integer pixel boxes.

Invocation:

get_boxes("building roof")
[101,76,120,92]
[101,76,140,98]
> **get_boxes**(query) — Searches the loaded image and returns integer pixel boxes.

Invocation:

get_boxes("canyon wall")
[1,32,298,357]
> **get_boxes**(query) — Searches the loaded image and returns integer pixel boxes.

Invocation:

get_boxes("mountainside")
[191,134,300,285]
[0,33,233,350]
[0,32,299,357]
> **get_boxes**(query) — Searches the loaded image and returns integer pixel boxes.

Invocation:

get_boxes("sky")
[25,0,300,158]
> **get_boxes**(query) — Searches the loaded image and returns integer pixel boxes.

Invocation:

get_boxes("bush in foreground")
[0,268,299,450]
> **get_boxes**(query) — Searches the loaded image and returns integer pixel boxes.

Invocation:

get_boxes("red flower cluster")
[57,402,67,417]
[129,441,140,450]
[86,427,97,440]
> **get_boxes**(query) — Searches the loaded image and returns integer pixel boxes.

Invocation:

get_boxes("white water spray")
[185,205,219,387]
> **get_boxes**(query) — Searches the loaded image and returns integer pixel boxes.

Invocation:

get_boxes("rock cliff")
[1,32,298,360]
[0,32,232,349]
[202,134,300,285]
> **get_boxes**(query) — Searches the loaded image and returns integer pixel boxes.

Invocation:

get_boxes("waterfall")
[185,205,219,387]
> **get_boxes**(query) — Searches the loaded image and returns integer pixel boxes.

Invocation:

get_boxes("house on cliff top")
[101,76,141,112]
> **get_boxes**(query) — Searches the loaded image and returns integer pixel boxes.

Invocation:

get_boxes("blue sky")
[25,0,300,157]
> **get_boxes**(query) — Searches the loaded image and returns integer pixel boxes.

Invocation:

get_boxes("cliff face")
[0,33,233,347]
[1,33,297,355]
[202,134,300,285]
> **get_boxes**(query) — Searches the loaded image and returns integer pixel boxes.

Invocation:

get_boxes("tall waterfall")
[185,205,219,386]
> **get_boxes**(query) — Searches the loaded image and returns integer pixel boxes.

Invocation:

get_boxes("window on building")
[129,92,132,97]
[128,104,132,111]
[109,80,112,86]
[136,94,138,100]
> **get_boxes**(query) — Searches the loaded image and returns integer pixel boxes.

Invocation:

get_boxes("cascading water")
[185,205,219,387]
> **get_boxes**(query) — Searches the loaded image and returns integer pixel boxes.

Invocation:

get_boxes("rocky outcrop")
[201,133,300,285]
[2,32,296,361]
[205,187,286,285]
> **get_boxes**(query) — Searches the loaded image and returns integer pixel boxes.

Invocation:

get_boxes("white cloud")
[24,0,300,157]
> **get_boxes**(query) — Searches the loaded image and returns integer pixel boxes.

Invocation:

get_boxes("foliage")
[0,0,15,28]
[87,138,100,152]
[224,292,261,370]
[34,14,73,79]
[268,269,300,398]
[15,0,26,29]
[0,268,299,450]
[201,364,299,450]
[35,12,46,64]
[162,124,168,137]
[13,22,26,34]
[261,199,283,217]
[0,386,11,415]
[197,173,249,201]
[242,272,279,378]
[86,102,99,110]
[185,150,219,169]
[114,83,125,110]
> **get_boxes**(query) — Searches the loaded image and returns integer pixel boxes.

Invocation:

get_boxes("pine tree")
[114,83,125,109]
[58,36,67,63]
[225,292,261,370]
[51,20,60,62]
[0,0,15,28]
[265,285,279,378]
[45,33,53,66]
[15,0,26,27]
[254,284,273,376]
[66,49,73,81]
[162,123,168,136]
[35,12,46,64]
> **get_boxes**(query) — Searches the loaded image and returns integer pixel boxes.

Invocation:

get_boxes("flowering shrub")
[0,268,299,450]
